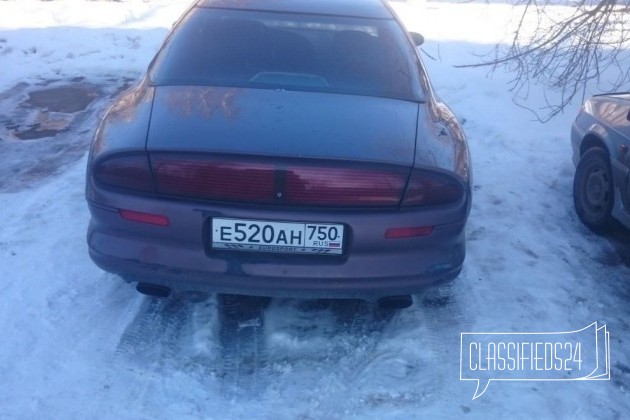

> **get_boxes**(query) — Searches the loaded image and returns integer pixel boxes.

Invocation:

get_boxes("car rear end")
[87,160,469,299]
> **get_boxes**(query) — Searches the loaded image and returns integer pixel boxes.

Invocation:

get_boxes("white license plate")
[212,218,345,255]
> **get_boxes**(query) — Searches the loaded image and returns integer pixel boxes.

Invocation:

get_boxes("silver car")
[572,93,630,232]
[86,0,471,308]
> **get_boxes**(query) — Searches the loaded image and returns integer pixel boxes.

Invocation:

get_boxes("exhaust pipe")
[377,295,413,310]
[136,283,171,298]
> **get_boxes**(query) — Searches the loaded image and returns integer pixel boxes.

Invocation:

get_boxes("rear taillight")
[92,154,153,192]
[285,166,406,206]
[153,159,275,203]
[94,154,465,209]
[151,156,408,207]
[402,169,464,207]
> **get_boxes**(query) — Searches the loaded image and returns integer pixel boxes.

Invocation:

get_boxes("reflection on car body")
[86,0,471,307]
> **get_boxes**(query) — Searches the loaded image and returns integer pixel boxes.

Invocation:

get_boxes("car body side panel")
[86,80,155,202]
[570,119,587,166]
[90,79,154,160]
[415,101,470,184]
[403,22,471,185]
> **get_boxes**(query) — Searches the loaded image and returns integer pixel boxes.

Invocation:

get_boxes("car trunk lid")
[147,86,417,164]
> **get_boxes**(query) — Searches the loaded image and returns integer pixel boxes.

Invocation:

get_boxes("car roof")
[593,92,630,100]
[196,0,393,19]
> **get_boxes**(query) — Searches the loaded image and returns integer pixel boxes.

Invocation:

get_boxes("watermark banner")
[460,322,610,399]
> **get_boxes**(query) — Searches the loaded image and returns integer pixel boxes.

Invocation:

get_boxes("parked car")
[86,0,471,308]
[572,93,630,232]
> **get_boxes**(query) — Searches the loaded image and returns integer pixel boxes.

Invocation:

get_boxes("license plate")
[211,218,345,255]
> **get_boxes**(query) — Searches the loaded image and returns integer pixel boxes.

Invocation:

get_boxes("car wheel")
[573,147,615,233]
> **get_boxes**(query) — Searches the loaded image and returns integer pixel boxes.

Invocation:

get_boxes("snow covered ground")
[0,1,628,418]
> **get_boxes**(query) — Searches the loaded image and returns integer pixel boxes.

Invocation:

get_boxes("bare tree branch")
[457,0,630,122]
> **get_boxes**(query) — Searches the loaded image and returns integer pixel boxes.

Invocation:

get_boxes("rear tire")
[573,147,616,234]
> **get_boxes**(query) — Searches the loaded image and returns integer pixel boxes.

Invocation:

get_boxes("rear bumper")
[87,193,469,299]
[89,246,462,299]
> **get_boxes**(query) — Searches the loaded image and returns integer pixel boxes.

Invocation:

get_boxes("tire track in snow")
[115,297,193,368]
[347,285,470,413]
[216,294,270,396]
[259,293,470,417]
[107,289,470,416]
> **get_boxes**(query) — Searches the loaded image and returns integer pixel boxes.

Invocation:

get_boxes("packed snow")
[0,1,628,418]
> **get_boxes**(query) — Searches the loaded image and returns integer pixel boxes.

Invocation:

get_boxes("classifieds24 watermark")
[460,322,610,399]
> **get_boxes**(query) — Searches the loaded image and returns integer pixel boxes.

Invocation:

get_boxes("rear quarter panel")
[86,80,155,201]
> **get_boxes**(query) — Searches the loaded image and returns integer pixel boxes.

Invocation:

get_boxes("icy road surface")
[0,1,628,418]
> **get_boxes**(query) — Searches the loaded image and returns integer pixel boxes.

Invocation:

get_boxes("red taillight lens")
[285,166,406,207]
[153,158,275,203]
[151,155,408,207]
[402,169,464,207]
[119,209,169,226]
[385,226,434,238]
[93,154,153,192]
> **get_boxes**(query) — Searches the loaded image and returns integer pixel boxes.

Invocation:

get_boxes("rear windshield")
[149,8,422,101]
